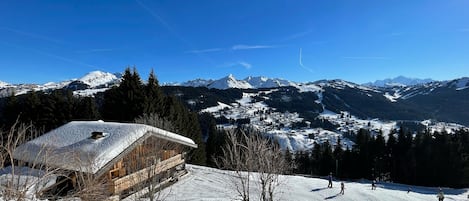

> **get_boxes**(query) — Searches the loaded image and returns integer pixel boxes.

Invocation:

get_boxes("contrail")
[0,41,96,69]
[298,48,314,73]
[135,0,218,67]
[299,48,304,67]
[0,26,64,44]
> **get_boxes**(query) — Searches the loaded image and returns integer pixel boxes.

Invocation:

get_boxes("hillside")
[157,165,468,201]
[163,76,469,126]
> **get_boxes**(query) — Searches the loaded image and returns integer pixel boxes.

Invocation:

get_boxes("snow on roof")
[12,121,197,174]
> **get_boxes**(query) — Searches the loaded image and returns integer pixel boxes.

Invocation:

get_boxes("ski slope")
[159,165,468,201]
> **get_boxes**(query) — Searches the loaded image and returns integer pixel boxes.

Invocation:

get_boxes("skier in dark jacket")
[371,179,377,190]
[340,182,345,195]
[437,188,444,201]
[327,172,333,188]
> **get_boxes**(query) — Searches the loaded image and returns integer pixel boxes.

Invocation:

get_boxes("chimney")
[91,131,105,140]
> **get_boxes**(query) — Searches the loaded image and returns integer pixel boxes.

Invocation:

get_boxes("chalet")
[12,120,197,198]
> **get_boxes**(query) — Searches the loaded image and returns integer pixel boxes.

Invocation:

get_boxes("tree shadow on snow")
[376,182,467,196]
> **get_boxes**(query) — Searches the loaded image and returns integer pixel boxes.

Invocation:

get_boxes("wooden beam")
[109,154,184,194]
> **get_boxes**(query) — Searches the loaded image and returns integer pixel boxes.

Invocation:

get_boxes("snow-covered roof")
[12,121,197,174]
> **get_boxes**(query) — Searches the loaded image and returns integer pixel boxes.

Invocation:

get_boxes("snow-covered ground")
[2,165,468,201]
[157,165,469,201]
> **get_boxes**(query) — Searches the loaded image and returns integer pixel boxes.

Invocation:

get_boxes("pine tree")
[414,130,433,185]
[2,94,20,128]
[200,113,223,166]
[340,147,355,178]
[143,69,164,115]
[311,142,322,175]
[294,150,311,174]
[320,140,334,175]
[333,138,344,177]
[354,128,372,178]
[103,67,145,121]
[186,112,206,165]
[74,97,100,120]
[372,130,386,180]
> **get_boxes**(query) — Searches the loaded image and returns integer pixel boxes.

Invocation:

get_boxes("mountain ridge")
[0,72,463,91]
[364,76,435,87]
[1,71,468,103]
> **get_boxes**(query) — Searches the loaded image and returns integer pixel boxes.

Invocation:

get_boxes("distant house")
[12,121,197,197]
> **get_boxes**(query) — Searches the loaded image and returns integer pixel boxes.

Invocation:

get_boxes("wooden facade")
[101,136,184,195]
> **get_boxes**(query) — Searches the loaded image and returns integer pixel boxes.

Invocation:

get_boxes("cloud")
[231,44,275,50]
[185,48,224,54]
[284,30,313,41]
[311,40,328,45]
[342,56,390,60]
[220,61,253,70]
[186,44,275,54]
[76,48,115,53]
[388,32,404,36]
[238,62,252,69]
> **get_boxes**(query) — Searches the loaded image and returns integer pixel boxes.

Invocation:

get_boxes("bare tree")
[256,137,290,201]
[68,161,110,201]
[135,113,176,132]
[215,129,291,201]
[216,129,253,201]
[0,121,58,201]
[0,120,109,201]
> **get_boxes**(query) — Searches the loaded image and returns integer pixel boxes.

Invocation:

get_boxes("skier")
[437,188,445,201]
[340,182,345,195]
[327,172,333,188]
[371,179,377,190]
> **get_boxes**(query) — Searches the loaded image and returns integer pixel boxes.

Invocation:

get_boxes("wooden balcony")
[108,154,184,195]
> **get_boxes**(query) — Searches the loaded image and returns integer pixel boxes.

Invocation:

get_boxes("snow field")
[159,165,469,201]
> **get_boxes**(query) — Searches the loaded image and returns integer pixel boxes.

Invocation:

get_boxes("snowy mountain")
[0,70,121,97]
[78,71,120,88]
[207,74,253,89]
[174,74,298,89]
[365,76,435,87]
[447,77,469,90]
[0,81,9,89]
[180,78,214,87]
[244,76,296,88]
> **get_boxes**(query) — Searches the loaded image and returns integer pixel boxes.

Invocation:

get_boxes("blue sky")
[1,0,468,84]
